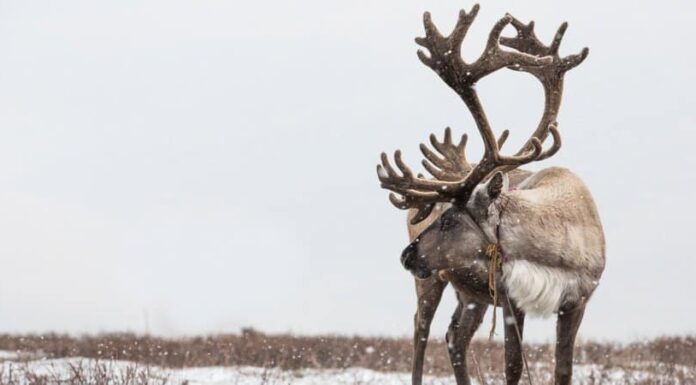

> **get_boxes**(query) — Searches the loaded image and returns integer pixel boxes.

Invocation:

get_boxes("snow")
[0,358,444,385]
[0,351,19,360]
[377,165,389,179]
[0,356,692,385]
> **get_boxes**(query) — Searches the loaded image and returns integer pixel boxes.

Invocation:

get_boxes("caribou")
[377,5,604,385]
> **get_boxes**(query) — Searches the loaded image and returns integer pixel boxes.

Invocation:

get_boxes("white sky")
[0,0,694,342]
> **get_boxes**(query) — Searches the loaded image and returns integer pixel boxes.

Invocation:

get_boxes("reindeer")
[403,130,533,385]
[400,6,590,385]
[377,5,603,385]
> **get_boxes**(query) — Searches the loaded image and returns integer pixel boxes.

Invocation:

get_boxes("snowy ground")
[0,352,693,385]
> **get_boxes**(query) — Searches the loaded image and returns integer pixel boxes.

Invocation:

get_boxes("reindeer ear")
[487,172,507,199]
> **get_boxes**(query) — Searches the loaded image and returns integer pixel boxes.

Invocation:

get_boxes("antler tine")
[389,194,437,225]
[450,5,480,55]
[549,22,568,55]
[561,47,589,72]
[501,15,589,77]
[377,151,461,197]
[419,127,471,182]
[499,17,546,56]
[534,123,562,161]
[497,138,542,165]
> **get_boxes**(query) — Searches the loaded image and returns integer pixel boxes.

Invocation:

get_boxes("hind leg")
[447,292,487,385]
[411,277,447,385]
[554,303,586,385]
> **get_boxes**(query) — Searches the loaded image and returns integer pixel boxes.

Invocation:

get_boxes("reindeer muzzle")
[401,243,433,279]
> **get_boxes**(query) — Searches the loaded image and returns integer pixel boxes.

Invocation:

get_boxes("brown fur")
[402,168,605,385]
[405,169,531,385]
[380,6,593,384]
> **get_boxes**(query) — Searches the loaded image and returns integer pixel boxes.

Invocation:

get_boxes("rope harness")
[486,240,534,385]
[485,243,534,385]
[412,193,533,385]
[483,195,509,341]
[485,243,504,340]
[482,196,533,385]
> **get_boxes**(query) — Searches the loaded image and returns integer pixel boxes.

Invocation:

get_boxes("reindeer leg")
[503,297,526,385]
[447,293,487,385]
[554,303,586,385]
[412,277,447,385]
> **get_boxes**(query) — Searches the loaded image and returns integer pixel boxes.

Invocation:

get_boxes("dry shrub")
[0,361,167,385]
[0,331,693,378]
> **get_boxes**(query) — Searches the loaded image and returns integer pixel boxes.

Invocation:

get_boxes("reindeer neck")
[495,190,557,264]
[439,257,495,304]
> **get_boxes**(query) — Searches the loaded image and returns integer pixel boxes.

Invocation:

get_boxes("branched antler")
[419,127,470,181]
[500,15,589,158]
[501,17,588,75]
[415,5,552,93]
[418,127,511,183]
[388,127,510,223]
[377,5,587,219]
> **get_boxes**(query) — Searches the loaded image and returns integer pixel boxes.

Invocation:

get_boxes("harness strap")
[486,243,504,339]
[485,195,534,385]
[485,196,508,340]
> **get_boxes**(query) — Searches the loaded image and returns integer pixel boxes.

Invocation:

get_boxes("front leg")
[447,293,487,385]
[412,277,447,385]
[503,297,526,385]
[555,304,586,385]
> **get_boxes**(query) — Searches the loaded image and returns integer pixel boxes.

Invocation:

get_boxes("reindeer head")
[402,173,511,278]
[377,4,588,279]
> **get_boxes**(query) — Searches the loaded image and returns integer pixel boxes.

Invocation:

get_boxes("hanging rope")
[485,243,503,340]
[486,243,534,385]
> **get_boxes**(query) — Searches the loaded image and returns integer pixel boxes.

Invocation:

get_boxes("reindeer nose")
[401,243,418,270]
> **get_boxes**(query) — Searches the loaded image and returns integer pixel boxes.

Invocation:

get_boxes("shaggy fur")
[502,260,581,317]
[400,167,605,385]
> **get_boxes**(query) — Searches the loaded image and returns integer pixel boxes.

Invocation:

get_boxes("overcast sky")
[0,0,694,342]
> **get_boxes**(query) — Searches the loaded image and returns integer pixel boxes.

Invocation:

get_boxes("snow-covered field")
[1,353,693,385]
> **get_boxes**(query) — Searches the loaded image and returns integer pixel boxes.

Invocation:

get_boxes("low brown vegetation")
[0,330,694,377]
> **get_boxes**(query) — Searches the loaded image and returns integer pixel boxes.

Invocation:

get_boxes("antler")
[499,15,589,160]
[389,127,509,224]
[419,127,470,181]
[419,127,510,182]
[378,5,584,210]
[414,5,552,94]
